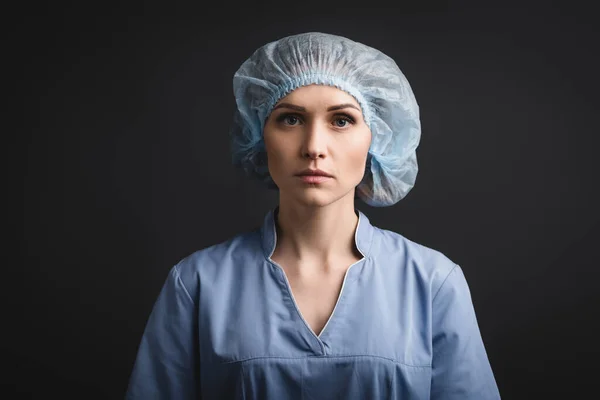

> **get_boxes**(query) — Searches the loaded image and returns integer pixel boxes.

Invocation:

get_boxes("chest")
[199,256,435,398]
[199,254,434,369]
[284,270,347,337]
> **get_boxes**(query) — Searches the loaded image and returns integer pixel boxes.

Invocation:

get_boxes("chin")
[285,186,349,208]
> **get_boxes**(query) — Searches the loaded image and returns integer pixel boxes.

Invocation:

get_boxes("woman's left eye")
[333,116,354,128]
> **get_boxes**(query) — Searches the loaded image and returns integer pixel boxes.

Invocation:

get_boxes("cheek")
[340,132,371,179]
[266,138,287,160]
[264,133,291,174]
[348,131,371,162]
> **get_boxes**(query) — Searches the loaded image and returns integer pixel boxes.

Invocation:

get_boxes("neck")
[273,193,361,274]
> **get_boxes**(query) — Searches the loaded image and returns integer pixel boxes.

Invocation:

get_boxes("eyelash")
[275,113,356,128]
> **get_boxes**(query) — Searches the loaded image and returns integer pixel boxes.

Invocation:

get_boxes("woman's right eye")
[277,114,301,126]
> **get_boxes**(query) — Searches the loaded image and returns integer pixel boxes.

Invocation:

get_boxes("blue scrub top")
[126,208,501,399]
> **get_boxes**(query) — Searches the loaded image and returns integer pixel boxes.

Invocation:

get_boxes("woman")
[126,32,501,399]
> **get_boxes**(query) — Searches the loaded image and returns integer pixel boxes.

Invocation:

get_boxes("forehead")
[275,84,361,110]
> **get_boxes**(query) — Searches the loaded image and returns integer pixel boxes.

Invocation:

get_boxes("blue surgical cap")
[229,32,421,207]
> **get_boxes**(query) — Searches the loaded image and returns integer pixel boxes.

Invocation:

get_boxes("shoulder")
[171,228,262,297]
[373,225,458,295]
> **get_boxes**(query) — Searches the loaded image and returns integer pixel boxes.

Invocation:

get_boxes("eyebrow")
[272,102,361,112]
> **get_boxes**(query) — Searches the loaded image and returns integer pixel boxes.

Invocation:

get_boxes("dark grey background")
[14,2,599,399]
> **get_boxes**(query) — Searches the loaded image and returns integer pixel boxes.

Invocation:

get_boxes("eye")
[333,114,355,128]
[276,114,302,126]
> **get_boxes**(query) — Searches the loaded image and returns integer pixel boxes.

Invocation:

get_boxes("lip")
[297,175,332,184]
[295,169,333,178]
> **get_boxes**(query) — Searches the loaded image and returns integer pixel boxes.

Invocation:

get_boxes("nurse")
[126,32,501,399]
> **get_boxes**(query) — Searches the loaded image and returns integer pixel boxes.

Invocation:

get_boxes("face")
[263,84,372,208]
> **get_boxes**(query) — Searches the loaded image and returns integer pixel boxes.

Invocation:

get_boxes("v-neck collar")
[258,206,376,353]
[259,206,375,261]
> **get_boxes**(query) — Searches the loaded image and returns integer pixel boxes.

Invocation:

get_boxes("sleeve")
[430,264,501,399]
[126,264,200,399]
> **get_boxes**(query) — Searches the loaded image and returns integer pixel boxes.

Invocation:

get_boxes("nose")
[301,120,327,160]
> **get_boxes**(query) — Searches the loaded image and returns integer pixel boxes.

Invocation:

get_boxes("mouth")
[295,169,334,178]
[296,175,332,184]
[294,169,334,184]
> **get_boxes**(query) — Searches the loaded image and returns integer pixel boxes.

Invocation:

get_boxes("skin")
[263,84,372,277]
